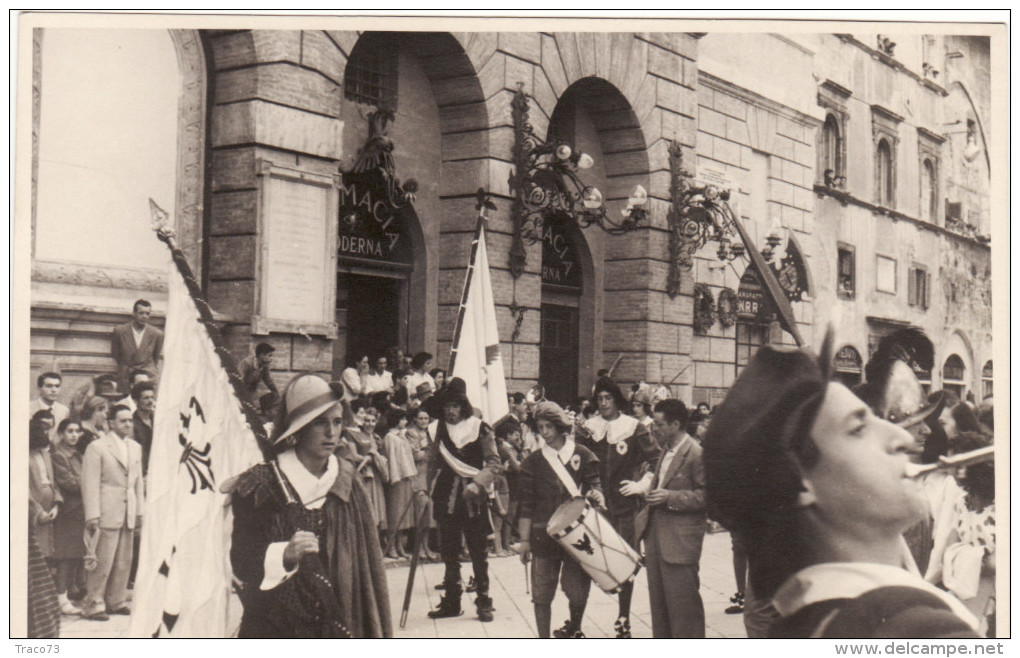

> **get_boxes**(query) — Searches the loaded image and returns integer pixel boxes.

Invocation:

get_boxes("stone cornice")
[917,126,947,145]
[32,260,168,292]
[820,78,853,100]
[699,71,822,128]
[834,34,949,97]
[813,184,991,248]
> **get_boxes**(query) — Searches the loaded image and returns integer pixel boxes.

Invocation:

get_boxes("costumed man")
[578,376,660,638]
[517,401,604,638]
[425,377,500,622]
[636,398,706,638]
[703,331,980,638]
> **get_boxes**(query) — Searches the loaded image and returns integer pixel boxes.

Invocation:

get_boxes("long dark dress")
[229,457,393,638]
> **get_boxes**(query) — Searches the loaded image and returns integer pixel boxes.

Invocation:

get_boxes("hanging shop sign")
[737,266,776,322]
[337,168,414,266]
[541,211,583,289]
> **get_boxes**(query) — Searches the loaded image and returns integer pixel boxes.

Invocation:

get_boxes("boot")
[58,593,82,616]
[553,619,585,638]
[427,584,463,619]
[475,594,494,622]
[614,616,631,638]
[725,591,745,614]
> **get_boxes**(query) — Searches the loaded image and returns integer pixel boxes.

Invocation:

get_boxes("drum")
[546,497,643,593]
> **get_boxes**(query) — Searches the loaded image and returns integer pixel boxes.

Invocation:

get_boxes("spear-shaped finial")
[149,198,176,243]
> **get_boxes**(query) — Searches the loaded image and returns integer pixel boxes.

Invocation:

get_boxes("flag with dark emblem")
[129,210,265,637]
[448,194,509,424]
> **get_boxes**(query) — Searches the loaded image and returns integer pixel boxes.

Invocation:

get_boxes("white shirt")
[260,450,340,590]
[363,370,394,395]
[132,324,146,349]
[657,434,689,485]
[773,562,980,633]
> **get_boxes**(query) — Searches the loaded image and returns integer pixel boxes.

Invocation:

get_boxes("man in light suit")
[111,299,163,393]
[636,398,707,638]
[81,405,145,620]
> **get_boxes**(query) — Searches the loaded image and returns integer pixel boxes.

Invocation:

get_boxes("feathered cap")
[853,328,943,428]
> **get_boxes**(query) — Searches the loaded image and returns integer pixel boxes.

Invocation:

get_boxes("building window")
[735,321,768,376]
[821,114,845,186]
[981,360,993,399]
[837,245,855,300]
[942,354,966,399]
[344,33,399,109]
[921,159,936,221]
[876,255,897,294]
[907,265,930,309]
[876,138,894,206]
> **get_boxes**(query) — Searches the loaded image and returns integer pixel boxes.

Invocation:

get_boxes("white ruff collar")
[277,449,338,510]
[542,437,575,464]
[445,416,482,449]
[773,562,980,632]
[584,414,639,444]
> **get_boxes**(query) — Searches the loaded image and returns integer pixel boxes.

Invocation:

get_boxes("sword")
[399,489,433,629]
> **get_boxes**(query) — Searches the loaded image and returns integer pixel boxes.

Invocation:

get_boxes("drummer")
[517,401,605,639]
[703,335,981,637]
[578,377,660,638]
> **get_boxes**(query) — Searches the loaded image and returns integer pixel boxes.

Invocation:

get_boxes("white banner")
[128,265,263,638]
[451,222,510,425]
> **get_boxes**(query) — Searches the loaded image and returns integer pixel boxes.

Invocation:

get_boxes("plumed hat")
[853,328,943,428]
[424,376,474,419]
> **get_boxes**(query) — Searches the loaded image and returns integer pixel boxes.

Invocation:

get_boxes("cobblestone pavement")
[59,529,746,639]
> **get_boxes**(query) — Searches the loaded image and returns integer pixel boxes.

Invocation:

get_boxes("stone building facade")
[27,26,994,408]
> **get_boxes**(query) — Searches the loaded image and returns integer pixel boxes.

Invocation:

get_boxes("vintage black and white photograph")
[11,11,1008,644]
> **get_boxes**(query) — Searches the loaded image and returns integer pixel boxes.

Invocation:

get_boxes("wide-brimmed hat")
[424,376,474,419]
[94,374,122,400]
[273,374,342,444]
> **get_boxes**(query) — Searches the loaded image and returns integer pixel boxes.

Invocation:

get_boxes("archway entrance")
[331,165,418,376]
[540,212,583,405]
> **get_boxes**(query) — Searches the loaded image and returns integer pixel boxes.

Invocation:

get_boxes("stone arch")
[941,329,975,393]
[947,81,990,174]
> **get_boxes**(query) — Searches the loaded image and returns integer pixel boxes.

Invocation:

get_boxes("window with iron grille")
[344,33,398,109]
[837,245,855,300]
[907,265,930,310]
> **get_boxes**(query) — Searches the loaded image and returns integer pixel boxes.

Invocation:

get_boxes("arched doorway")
[833,345,863,389]
[332,162,421,375]
[942,354,967,400]
[540,211,586,405]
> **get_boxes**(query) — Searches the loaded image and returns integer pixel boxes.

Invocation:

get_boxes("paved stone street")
[59,529,746,639]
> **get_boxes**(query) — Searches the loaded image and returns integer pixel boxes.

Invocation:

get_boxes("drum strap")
[541,440,581,498]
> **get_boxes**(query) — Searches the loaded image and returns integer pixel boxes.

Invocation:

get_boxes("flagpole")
[151,207,271,457]
[446,192,490,375]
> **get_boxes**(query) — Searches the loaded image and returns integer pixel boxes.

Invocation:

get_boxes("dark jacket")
[518,442,600,557]
[577,415,659,516]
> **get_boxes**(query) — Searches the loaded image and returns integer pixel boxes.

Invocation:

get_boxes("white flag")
[450,221,510,425]
[128,264,263,638]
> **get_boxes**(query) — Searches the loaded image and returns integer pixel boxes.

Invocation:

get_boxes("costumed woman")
[228,373,393,638]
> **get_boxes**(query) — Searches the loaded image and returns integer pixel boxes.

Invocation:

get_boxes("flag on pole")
[128,220,264,638]
[449,203,510,425]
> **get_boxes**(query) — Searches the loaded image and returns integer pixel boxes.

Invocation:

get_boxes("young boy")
[518,401,604,638]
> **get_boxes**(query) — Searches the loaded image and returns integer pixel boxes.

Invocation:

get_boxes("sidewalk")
[59,530,747,639]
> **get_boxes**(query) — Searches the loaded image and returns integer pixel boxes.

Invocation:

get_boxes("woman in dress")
[29,410,62,564]
[405,408,438,560]
[430,368,446,394]
[50,419,87,615]
[77,396,109,456]
[344,399,389,539]
[382,410,417,559]
[229,373,392,638]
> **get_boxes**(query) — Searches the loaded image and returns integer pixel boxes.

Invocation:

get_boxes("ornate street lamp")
[508,84,647,278]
